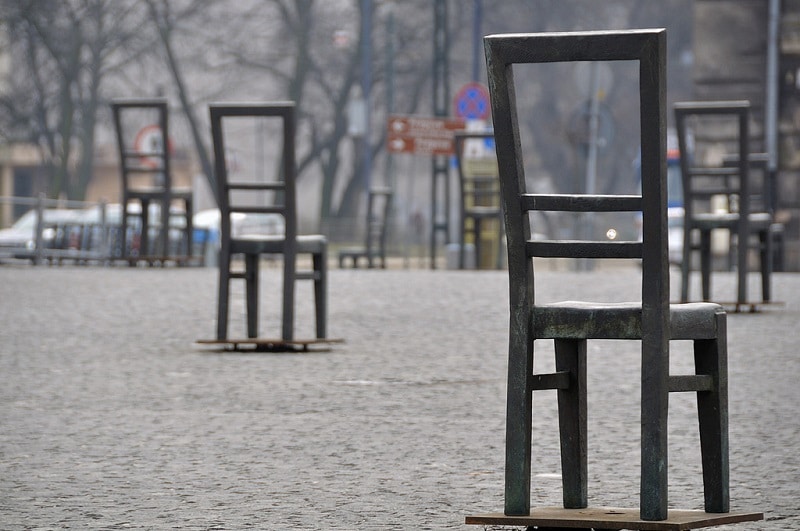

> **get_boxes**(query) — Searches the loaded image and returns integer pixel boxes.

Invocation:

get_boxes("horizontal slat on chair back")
[521,194,641,213]
[225,182,286,191]
[210,102,297,242]
[527,240,642,259]
[521,193,643,259]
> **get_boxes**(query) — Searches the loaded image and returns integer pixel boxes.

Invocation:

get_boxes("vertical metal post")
[34,193,45,266]
[361,0,374,193]
[472,0,482,82]
[766,0,781,213]
[430,0,450,268]
[384,10,396,258]
[579,62,601,271]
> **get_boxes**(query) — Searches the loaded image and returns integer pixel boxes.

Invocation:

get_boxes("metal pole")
[766,0,781,212]
[472,0,482,82]
[579,63,601,271]
[361,0,374,193]
[430,0,450,269]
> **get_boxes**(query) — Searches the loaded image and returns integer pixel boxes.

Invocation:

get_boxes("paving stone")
[0,265,797,529]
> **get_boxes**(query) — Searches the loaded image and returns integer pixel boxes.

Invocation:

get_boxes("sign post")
[386,114,465,268]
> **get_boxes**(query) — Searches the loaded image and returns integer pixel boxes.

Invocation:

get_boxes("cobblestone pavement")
[0,263,798,530]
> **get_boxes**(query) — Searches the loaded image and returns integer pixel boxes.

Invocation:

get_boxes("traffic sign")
[387,115,465,155]
[454,82,491,120]
[134,124,167,169]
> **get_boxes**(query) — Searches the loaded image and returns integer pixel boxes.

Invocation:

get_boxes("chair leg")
[245,253,259,338]
[184,196,194,260]
[282,252,295,341]
[216,250,231,340]
[760,229,772,302]
[554,339,588,509]
[495,219,504,270]
[474,218,483,270]
[700,229,712,301]
[694,310,730,513]
[313,248,327,339]
[459,218,467,269]
[121,199,130,260]
[681,228,692,303]
[140,198,151,259]
[504,337,534,515]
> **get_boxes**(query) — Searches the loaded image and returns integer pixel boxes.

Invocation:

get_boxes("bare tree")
[143,0,216,193]
[1,0,148,200]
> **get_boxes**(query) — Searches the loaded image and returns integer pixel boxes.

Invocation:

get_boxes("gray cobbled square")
[1,265,798,529]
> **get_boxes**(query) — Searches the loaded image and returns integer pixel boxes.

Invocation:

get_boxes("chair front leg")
[504,336,534,515]
[680,227,692,303]
[700,229,712,301]
[555,338,588,509]
[759,228,772,302]
[245,253,259,338]
[216,250,231,340]
[313,248,327,339]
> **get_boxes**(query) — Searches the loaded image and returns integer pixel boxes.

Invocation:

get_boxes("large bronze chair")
[674,101,773,309]
[338,187,392,269]
[484,29,730,522]
[453,131,504,270]
[111,99,193,263]
[210,103,326,341]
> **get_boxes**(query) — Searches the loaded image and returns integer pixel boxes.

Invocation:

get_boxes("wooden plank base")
[196,337,344,353]
[465,507,764,530]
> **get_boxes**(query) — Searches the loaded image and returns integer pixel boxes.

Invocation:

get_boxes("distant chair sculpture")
[454,131,504,269]
[465,29,759,529]
[338,187,392,268]
[210,102,326,341]
[674,101,774,309]
[111,99,193,264]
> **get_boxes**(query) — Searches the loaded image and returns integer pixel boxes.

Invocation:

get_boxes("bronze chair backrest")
[209,103,298,254]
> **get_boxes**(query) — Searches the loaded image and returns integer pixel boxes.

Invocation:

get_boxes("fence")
[0,195,209,266]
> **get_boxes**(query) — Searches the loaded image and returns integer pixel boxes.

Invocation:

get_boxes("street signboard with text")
[387,115,465,155]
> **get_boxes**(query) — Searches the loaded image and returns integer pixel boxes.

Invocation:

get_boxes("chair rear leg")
[216,251,231,340]
[681,228,692,302]
[760,229,772,302]
[700,230,712,301]
[245,253,259,338]
[459,218,467,269]
[313,248,327,339]
[555,338,588,509]
[474,218,482,270]
[694,311,730,513]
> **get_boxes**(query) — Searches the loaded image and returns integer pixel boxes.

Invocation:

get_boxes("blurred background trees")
[0,0,693,232]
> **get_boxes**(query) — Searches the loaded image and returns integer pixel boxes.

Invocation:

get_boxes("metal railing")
[0,194,208,266]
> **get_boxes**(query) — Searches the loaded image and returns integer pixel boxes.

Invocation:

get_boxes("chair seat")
[534,300,723,340]
[692,212,772,231]
[231,234,326,255]
[465,206,502,217]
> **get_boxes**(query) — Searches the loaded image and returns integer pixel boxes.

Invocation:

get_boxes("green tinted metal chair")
[454,131,504,270]
[674,101,773,309]
[338,187,392,269]
[210,103,326,341]
[485,29,729,522]
[111,99,193,264]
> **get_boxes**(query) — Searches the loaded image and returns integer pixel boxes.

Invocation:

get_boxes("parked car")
[0,203,196,262]
[0,208,84,257]
[192,209,285,241]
